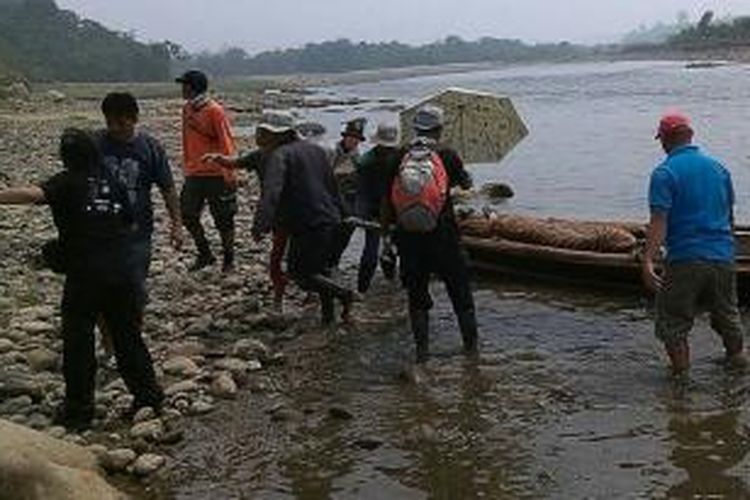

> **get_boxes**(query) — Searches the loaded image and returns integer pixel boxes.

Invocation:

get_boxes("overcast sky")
[56,0,750,54]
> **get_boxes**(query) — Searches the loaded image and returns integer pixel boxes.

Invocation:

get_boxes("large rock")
[163,356,200,377]
[0,418,124,499]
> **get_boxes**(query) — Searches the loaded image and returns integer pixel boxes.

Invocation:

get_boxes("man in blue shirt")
[97,92,183,286]
[643,112,747,375]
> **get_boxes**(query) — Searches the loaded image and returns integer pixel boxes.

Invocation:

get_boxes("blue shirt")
[648,144,735,263]
[97,130,174,241]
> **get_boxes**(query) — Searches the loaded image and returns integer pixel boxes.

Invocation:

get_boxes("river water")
[164,61,750,499]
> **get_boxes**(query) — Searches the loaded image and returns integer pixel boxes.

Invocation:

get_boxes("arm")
[642,211,667,292]
[160,185,183,250]
[149,137,183,250]
[212,107,236,157]
[643,167,672,292]
[0,186,45,205]
[252,151,287,240]
[443,148,472,190]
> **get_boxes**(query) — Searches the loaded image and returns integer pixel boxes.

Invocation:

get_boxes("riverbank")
[0,88,338,496]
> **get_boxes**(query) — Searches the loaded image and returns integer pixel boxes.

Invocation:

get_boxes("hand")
[642,261,663,292]
[169,222,184,251]
[202,153,229,165]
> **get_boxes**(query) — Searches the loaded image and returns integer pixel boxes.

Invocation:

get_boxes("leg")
[708,265,747,369]
[103,281,163,412]
[437,238,478,356]
[656,264,705,374]
[207,179,238,273]
[398,232,433,363]
[269,229,290,310]
[181,178,214,270]
[357,229,380,294]
[59,279,98,429]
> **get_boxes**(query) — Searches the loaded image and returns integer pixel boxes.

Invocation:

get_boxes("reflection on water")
[164,273,750,499]
[667,410,750,499]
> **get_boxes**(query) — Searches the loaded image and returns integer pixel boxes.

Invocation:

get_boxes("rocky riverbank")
[0,87,344,497]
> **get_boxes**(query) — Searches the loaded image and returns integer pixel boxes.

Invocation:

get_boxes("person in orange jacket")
[176,70,238,272]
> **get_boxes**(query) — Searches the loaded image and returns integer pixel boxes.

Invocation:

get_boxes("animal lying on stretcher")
[459,213,645,254]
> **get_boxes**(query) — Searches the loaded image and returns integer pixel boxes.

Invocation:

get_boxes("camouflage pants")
[655,262,744,348]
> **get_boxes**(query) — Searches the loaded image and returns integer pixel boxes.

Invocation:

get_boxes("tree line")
[0,0,172,82]
[180,37,590,78]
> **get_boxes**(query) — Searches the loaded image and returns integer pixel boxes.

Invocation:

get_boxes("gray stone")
[210,372,237,399]
[100,448,137,473]
[132,453,166,476]
[0,338,15,354]
[164,380,200,396]
[163,356,200,377]
[132,406,156,424]
[214,357,249,377]
[20,321,55,336]
[0,371,43,400]
[129,419,164,441]
[232,338,269,361]
[0,395,33,415]
[26,348,58,372]
[189,400,215,415]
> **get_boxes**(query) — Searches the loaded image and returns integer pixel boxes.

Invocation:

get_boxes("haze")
[56,0,750,53]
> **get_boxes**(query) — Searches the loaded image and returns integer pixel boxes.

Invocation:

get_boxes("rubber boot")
[457,309,479,357]
[186,220,215,271]
[723,335,749,371]
[665,340,690,376]
[220,229,235,273]
[321,293,335,326]
[410,309,430,364]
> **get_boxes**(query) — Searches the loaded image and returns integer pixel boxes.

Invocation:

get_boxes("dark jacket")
[252,139,344,237]
[355,145,401,219]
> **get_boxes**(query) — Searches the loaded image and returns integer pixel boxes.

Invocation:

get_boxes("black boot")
[410,309,430,364]
[457,309,479,357]
[220,229,235,273]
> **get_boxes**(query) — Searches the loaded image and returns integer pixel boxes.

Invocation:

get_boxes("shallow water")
[163,61,750,498]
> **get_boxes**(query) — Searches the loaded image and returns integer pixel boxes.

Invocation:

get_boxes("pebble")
[20,321,55,335]
[163,356,200,377]
[0,338,15,353]
[101,448,137,472]
[132,453,166,476]
[133,406,156,424]
[214,357,249,377]
[210,372,237,399]
[189,400,215,415]
[232,338,269,361]
[129,419,164,441]
[164,380,200,396]
[25,347,58,372]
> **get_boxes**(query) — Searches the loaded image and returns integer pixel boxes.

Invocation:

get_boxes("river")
[163,61,750,499]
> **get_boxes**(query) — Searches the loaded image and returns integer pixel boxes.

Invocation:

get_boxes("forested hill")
[0,0,171,82]
[184,37,591,77]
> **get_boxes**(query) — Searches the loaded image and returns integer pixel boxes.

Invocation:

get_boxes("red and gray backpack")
[390,138,448,233]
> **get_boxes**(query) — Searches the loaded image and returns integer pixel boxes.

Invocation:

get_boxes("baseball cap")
[413,104,444,131]
[175,70,208,94]
[655,112,692,139]
[341,118,367,141]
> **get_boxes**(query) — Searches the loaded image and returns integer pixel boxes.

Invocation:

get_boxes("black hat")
[175,70,208,94]
[341,118,367,141]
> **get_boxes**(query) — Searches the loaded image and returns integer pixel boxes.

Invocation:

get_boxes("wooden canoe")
[461,228,750,293]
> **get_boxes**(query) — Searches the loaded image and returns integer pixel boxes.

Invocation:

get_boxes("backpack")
[43,164,134,275]
[390,139,448,233]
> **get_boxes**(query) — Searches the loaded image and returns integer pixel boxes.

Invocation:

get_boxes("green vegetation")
[183,37,590,77]
[0,0,171,82]
[669,12,750,47]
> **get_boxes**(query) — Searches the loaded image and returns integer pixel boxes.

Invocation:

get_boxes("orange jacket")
[181,98,237,184]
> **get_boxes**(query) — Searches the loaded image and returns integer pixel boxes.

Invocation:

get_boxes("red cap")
[655,112,692,139]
